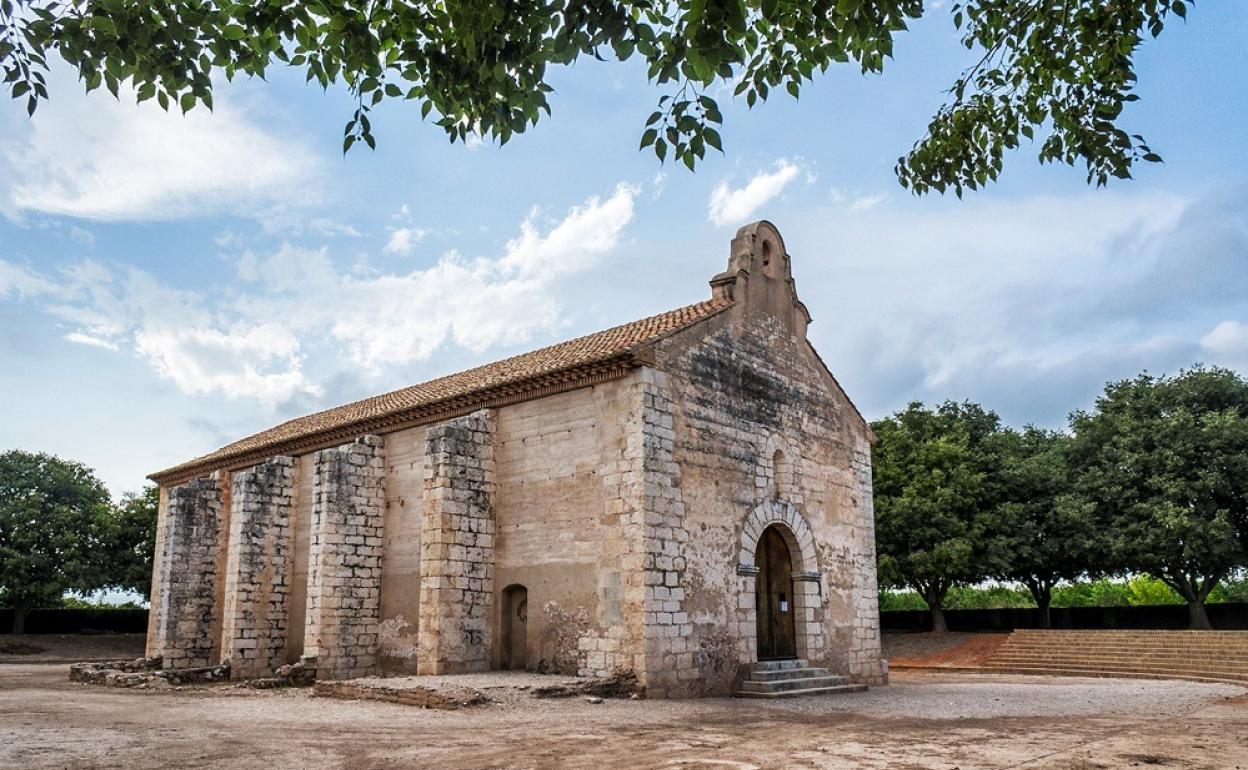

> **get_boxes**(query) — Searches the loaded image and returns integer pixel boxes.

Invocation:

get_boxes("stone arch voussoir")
[737,500,817,575]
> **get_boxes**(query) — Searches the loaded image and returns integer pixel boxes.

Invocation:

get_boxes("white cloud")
[0,183,640,402]
[1201,320,1248,370]
[708,160,802,226]
[849,193,887,212]
[383,227,429,256]
[2,75,319,222]
[64,331,120,351]
[498,183,638,279]
[779,187,1248,426]
[134,324,317,405]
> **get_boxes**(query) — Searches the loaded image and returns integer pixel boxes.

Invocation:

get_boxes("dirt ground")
[883,631,1010,668]
[0,633,145,664]
[2,663,1245,770]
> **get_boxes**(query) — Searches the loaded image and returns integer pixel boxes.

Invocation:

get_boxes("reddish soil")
[887,632,1010,668]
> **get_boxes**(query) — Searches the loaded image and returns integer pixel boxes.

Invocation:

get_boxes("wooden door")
[755,526,797,660]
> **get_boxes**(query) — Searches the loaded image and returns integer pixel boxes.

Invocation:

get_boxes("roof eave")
[148,352,646,487]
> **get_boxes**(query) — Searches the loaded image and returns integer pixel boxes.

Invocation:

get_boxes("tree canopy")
[0,451,160,632]
[871,400,1012,631]
[0,449,113,633]
[106,484,160,600]
[2,0,1192,193]
[1067,366,1248,629]
[994,427,1096,627]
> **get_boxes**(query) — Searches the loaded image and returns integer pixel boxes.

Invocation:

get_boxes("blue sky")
[2,7,1246,499]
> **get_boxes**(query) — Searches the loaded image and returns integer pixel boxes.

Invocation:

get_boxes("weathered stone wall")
[418,410,496,674]
[303,436,386,680]
[145,485,169,658]
[282,455,313,664]
[847,439,883,680]
[221,456,295,679]
[151,474,224,669]
[634,371,698,698]
[493,381,646,679]
[642,223,884,695]
[379,425,426,673]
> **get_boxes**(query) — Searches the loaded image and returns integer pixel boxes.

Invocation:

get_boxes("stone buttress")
[151,474,225,669]
[417,409,497,674]
[302,436,386,679]
[221,456,295,679]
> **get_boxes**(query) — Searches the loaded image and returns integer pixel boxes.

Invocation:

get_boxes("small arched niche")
[772,449,794,500]
[500,584,528,671]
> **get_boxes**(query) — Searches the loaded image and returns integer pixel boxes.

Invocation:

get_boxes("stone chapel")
[146,221,885,698]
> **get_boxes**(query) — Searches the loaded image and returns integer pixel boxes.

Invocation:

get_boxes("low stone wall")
[70,657,230,688]
[313,680,489,710]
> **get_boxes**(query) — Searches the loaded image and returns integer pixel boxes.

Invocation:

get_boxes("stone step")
[736,683,868,699]
[984,661,1248,678]
[752,659,808,672]
[998,638,1248,643]
[993,648,1248,658]
[749,667,836,682]
[983,665,1248,685]
[741,675,849,693]
[1000,646,1248,656]
[1011,630,1248,636]
[992,658,1248,670]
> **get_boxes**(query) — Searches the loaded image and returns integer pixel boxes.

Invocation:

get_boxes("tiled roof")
[151,298,732,483]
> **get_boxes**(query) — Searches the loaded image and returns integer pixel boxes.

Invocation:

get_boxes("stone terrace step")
[996,648,1248,660]
[735,660,865,699]
[984,665,1248,685]
[740,675,849,693]
[982,630,1248,686]
[737,683,868,699]
[986,660,1248,676]
[753,659,809,671]
[749,667,843,682]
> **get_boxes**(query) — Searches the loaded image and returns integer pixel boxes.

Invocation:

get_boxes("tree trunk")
[1188,599,1212,630]
[1025,580,1053,629]
[923,584,949,633]
[11,604,30,635]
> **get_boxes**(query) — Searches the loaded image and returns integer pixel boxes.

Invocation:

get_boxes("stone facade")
[303,436,386,680]
[221,456,294,679]
[146,222,884,695]
[151,474,224,669]
[418,411,497,674]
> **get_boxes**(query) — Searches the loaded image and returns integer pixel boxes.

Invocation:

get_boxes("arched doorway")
[755,525,797,660]
[500,584,528,670]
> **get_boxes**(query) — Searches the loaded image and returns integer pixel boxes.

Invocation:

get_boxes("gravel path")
[2,665,1245,770]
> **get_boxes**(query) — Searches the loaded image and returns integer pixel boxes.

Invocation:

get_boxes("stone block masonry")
[222,456,295,680]
[419,410,497,675]
[847,440,885,683]
[636,371,697,698]
[303,436,386,680]
[152,474,224,669]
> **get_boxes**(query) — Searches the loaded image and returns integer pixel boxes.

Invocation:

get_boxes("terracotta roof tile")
[151,298,731,483]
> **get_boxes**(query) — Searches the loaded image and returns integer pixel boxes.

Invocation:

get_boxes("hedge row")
[0,608,148,635]
[881,602,1248,632]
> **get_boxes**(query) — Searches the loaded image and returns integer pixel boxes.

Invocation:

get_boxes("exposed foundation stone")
[303,436,386,680]
[418,410,497,674]
[152,475,224,669]
[222,456,295,679]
